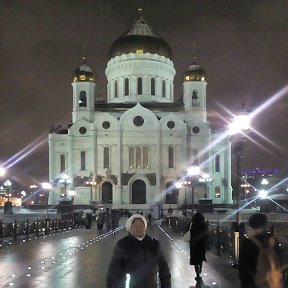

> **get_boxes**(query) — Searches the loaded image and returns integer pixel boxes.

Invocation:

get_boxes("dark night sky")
[1,0,288,187]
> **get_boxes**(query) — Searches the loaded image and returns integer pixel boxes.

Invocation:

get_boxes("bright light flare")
[0,166,6,177]
[261,179,269,185]
[229,114,251,135]
[174,182,182,189]
[59,173,71,184]
[259,189,268,199]
[42,182,52,190]
[188,166,200,176]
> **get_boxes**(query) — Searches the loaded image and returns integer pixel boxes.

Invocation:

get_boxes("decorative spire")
[138,7,143,16]
[192,42,197,65]
[82,42,87,63]
[135,7,146,24]
[192,55,197,65]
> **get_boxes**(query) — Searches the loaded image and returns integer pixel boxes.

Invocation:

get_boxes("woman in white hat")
[107,214,171,288]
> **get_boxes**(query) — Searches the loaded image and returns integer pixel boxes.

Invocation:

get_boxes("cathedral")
[48,9,233,211]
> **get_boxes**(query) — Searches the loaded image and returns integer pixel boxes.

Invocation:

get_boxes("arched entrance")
[165,182,178,204]
[132,179,146,204]
[102,182,113,204]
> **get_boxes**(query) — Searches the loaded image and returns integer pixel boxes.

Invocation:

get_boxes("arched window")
[215,155,220,172]
[102,182,113,204]
[137,77,142,95]
[114,80,118,98]
[168,147,174,168]
[192,90,199,106]
[215,186,221,198]
[162,80,166,97]
[60,154,65,173]
[166,182,177,204]
[151,78,155,96]
[79,91,87,107]
[80,151,85,171]
[103,147,109,169]
[132,180,146,204]
[129,147,135,168]
[124,78,129,96]
[143,147,148,168]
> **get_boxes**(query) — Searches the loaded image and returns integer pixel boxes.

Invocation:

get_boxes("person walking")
[106,214,171,288]
[147,212,152,225]
[105,211,112,231]
[188,212,208,280]
[96,213,105,231]
[238,213,283,288]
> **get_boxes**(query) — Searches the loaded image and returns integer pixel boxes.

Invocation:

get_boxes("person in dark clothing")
[96,213,105,230]
[85,213,92,229]
[107,214,171,288]
[147,213,152,224]
[188,212,208,280]
[238,213,283,288]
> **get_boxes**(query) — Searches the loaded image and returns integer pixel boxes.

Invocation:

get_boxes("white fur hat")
[126,214,147,232]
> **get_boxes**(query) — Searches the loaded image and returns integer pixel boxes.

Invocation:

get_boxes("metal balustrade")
[165,215,288,286]
[0,218,85,242]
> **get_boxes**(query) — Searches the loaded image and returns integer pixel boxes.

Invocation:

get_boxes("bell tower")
[183,56,207,122]
[71,56,96,123]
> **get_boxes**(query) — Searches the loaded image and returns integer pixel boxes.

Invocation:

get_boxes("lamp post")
[177,166,208,216]
[86,180,97,204]
[59,173,71,199]
[41,182,52,219]
[182,180,191,205]
[199,173,211,198]
[187,165,201,217]
[4,180,12,201]
[229,105,251,224]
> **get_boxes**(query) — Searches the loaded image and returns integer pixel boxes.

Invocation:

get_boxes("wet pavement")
[0,220,241,288]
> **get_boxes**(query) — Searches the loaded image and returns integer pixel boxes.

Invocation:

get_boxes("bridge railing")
[0,217,86,241]
[164,215,288,285]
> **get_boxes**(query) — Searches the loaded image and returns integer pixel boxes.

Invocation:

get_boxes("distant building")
[48,9,232,210]
[241,168,288,212]
[241,168,279,200]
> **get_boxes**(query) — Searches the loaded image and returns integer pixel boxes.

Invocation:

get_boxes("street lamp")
[4,180,12,201]
[259,189,268,199]
[182,180,191,204]
[229,105,251,224]
[199,173,211,198]
[59,173,71,199]
[86,180,97,204]
[187,165,202,216]
[41,182,52,218]
[0,165,6,177]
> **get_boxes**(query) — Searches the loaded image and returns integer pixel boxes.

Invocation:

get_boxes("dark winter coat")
[107,234,171,288]
[238,231,282,288]
[189,221,208,265]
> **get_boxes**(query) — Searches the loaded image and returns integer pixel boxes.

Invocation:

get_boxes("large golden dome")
[184,56,207,82]
[109,9,172,59]
[72,56,96,82]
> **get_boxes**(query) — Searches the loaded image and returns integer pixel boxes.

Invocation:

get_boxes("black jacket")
[238,231,282,288]
[189,221,208,265]
[107,234,171,288]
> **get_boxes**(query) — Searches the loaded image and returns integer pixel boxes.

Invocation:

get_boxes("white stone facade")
[48,12,233,210]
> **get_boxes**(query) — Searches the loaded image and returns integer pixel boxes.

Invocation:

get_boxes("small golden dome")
[72,56,96,82]
[184,56,207,82]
